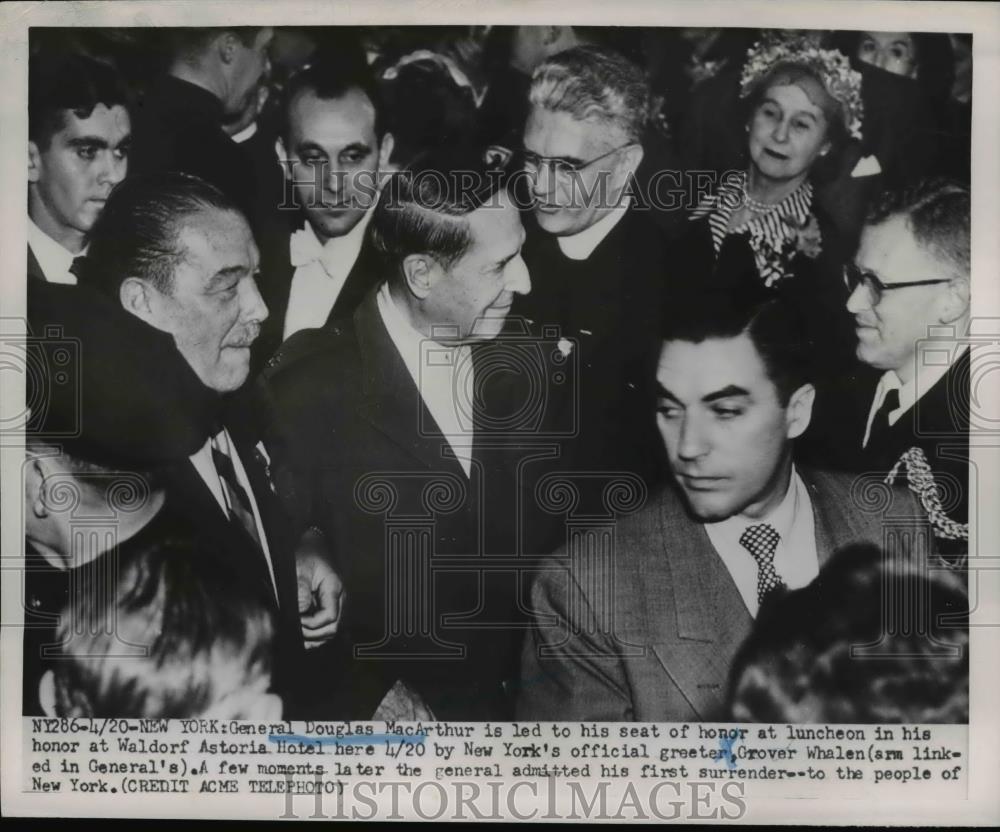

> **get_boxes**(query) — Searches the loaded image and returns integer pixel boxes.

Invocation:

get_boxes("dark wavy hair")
[728,543,969,724]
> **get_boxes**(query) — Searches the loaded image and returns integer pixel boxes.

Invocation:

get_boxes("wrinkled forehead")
[524,105,625,156]
[761,72,836,122]
[174,209,257,264]
[658,334,772,397]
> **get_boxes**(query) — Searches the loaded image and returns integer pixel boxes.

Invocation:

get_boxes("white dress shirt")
[862,342,969,448]
[376,283,476,477]
[556,196,631,261]
[189,428,278,597]
[703,467,819,617]
[27,218,82,285]
[282,209,374,341]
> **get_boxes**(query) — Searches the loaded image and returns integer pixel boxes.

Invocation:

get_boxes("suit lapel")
[645,489,752,718]
[329,239,381,323]
[353,291,467,477]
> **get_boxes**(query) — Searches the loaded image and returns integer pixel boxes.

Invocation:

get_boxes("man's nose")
[530,163,555,199]
[504,255,531,295]
[99,152,127,187]
[676,415,709,461]
[241,274,270,324]
[846,281,872,314]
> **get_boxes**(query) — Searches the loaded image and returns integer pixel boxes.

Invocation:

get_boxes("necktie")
[866,387,900,450]
[739,523,785,608]
[211,435,262,549]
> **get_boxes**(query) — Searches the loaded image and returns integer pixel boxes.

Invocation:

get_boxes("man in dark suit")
[129,27,273,227]
[27,52,130,284]
[514,45,670,486]
[804,179,970,560]
[259,150,532,719]
[251,56,394,374]
[78,172,353,717]
[518,293,932,721]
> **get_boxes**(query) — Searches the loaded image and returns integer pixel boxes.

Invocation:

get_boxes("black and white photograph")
[1,0,997,824]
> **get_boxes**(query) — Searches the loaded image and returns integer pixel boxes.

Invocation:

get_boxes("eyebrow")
[207,265,248,289]
[656,383,751,403]
[67,135,117,149]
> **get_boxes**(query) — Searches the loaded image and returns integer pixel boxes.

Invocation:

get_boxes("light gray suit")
[516,467,931,721]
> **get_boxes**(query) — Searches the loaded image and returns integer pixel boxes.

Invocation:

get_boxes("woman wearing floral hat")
[672,35,865,380]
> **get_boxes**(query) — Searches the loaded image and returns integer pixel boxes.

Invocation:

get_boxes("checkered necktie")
[211,434,262,549]
[739,523,785,607]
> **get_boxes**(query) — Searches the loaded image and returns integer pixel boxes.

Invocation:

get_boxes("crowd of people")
[22,25,971,723]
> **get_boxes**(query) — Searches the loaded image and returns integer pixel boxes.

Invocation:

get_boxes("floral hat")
[739,33,864,141]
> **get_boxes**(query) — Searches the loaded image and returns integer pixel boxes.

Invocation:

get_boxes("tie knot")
[739,523,781,564]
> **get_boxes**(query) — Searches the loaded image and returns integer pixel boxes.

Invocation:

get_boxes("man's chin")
[676,486,737,523]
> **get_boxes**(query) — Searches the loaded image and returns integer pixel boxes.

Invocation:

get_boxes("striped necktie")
[211,433,262,549]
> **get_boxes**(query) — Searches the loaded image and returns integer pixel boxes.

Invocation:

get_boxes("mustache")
[227,323,261,348]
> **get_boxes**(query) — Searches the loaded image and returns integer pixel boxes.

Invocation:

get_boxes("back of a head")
[80,171,242,297]
[49,538,277,719]
[866,178,970,278]
[529,44,650,143]
[728,543,969,723]
[29,51,131,150]
[372,145,509,272]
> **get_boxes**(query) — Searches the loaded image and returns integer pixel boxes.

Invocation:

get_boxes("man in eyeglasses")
[514,45,670,487]
[804,179,971,558]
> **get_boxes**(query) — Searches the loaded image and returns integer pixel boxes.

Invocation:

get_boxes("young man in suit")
[518,293,932,722]
[252,56,394,373]
[77,172,353,718]
[27,52,130,284]
[804,179,970,559]
[259,149,531,719]
[514,45,670,485]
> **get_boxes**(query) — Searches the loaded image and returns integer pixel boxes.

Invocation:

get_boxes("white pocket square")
[851,155,882,178]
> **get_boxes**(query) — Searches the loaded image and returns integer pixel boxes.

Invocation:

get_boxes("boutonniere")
[254,441,277,494]
[781,214,823,260]
[557,338,574,358]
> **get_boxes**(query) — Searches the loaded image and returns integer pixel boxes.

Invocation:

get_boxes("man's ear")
[39,670,57,717]
[274,137,293,180]
[617,142,645,179]
[25,454,50,520]
[401,253,439,299]
[377,132,396,173]
[218,31,239,65]
[119,277,155,323]
[938,276,971,325]
[786,382,816,440]
[28,141,42,184]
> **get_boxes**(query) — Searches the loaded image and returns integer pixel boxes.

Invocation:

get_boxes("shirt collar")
[556,196,631,261]
[704,465,803,545]
[292,204,375,273]
[229,120,258,144]
[27,218,82,285]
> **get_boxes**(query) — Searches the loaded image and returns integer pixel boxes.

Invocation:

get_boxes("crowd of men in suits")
[22,26,970,723]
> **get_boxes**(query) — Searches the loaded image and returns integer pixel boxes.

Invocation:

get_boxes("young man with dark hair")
[517,292,931,722]
[259,148,530,719]
[27,52,131,283]
[252,55,395,372]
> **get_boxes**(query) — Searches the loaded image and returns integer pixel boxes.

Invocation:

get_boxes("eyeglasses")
[521,142,638,181]
[843,264,952,304]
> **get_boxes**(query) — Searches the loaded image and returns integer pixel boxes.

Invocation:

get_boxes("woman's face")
[856,31,918,78]
[748,83,832,185]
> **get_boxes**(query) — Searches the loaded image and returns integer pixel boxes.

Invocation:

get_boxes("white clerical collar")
[556,196,631,261]
[27,218,83,285]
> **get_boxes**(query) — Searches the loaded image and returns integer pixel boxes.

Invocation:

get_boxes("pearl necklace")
[744,193,784,214]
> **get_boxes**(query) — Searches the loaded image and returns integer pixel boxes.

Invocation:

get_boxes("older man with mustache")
[76,172,361,718]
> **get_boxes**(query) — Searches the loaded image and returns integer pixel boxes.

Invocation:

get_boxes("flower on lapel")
[793,214,823,259]
[557,338,574,358]
[254,440,277,494]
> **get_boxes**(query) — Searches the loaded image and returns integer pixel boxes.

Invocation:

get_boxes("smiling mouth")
[763,148,789,160]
